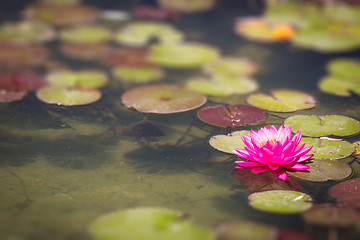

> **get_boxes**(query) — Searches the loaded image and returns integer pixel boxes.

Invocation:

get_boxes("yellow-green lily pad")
[36,86,101,106]
[88,207,215,240]
[0,21,55,44]
[300,137,354,160]
[327,58,360,79]
[186,75,258,97]
[59,25,112,44]
[46,70,108,89]
[284,115,360,137]
[121,84,207,114]
[157,0,216,13]
[246,89,316,112]
[209,130,251,154]
[202,57,258,77]
[148,43,220,68]
[113,66,164,83]
[318,76,360,97]
[248,190,313,214]
[115,22,184,47]
[287,159,352,182]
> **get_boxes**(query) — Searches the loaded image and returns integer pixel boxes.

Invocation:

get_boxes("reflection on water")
[0,0,360,240]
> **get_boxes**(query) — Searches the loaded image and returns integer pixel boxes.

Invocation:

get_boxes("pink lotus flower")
[232,125,313,181]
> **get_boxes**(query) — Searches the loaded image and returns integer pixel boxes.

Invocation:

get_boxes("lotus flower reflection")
[232,125,312,181]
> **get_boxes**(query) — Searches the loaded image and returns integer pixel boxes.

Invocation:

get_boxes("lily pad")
[61,43,110,61]
[186,75,258,97]
[157,0,215,13]
[121,84,207,114]
[0,43,48,68]
[0,90,27,103]
[38,0,80,5]
[113,66,164,83]
[302,204,360,227]
[248,190,313,214]
[234,17,296,43]
[101,48,153,67]
[0,21,55,44]
[88,207,215,240]
[246,89,316,112]
[203,57,258,77]
[132,5,178,21]
[300,137,354,160]
[197,104,266,127]
[24,4,99,26]
[115,22,184,47]
[36,86,101,106]
[215,221,278,240]
[353,141,360,156]
[330,178,360,208]
[60,25,112,44]
[327,58,360,79]
[318,76,360,97]
[283,115,360,137]
[148,43,220,68]
[46,70,108,89]
[209,130,251,154]
[287,159,352,182]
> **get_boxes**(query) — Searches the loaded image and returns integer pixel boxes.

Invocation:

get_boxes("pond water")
[1,0,360,240]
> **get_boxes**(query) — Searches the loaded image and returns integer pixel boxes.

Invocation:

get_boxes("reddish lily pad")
[330,178,360,208]
[209,130,250,154]
[60,25,112,44]
[113,66,164,83]
[0,43,48,68]
[121,84,207,114]
[197,104,266,127]
[132,5,178,21]
[157,0,216,13]
[115,22,184,47]
[215,221,278,240]
[246,89,316,112]
[234,17,295,43]
[248,190,313,214]
[61,43,110,61]
[203,57,259,77]
[24,4,99,26]
[284,115,360,137]
[287,159,352,182]
[148,43,220,68]
[302,204,360,228]
[0,90,27,103]
[0,21,55,44]
[36,86,101,106]
[46,70,108,89]
[101,48,153,67]
[300,137,355,160]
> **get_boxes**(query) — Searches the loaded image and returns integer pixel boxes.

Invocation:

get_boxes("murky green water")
[1,1,360,240]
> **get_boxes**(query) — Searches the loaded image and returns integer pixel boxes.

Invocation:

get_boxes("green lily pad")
[327,58,360,79]
[46,70,108,89]
[39,0,81,5]
[318,76,360,97]
[215,221,278,240]
[60,25,111,44]
[302,204,360,228]
[287,159,352,182]
[330,178,360,208]
[300,137,354,160]
[209,130,251,154]
[248,190,313,214]
[198,104,266,127]
[24,4,99,26]
[88,207,215,240]
[36,86,101,106]
[246,89,316,112]
[121,84,207,114]
[148,43,220,68]
[202,57,258,77]
[157,0,215,13]
[186,75,258,97]
[113,66,164,83]
[115,22,184,47]
[0,21,55,44]
[283,115,360,137]
[234,17,296,43]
